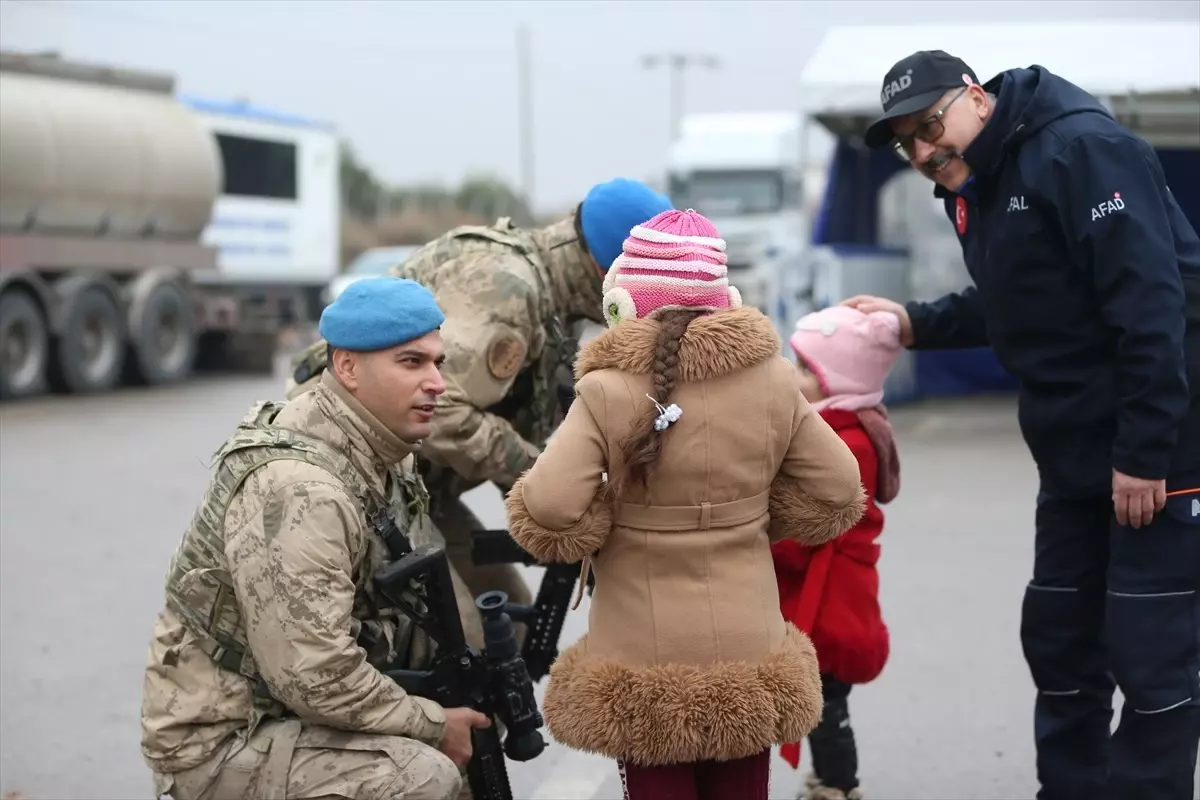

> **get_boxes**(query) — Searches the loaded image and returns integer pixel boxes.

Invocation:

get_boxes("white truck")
[0,49,340,400]
[665,111,829,332]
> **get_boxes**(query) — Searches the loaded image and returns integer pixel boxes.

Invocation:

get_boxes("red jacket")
[771,408,892,686]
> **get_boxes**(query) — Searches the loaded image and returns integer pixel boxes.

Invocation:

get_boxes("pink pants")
[617,748,771,800]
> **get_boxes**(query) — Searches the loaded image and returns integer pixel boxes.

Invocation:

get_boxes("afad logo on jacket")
[1091,191,1126,222]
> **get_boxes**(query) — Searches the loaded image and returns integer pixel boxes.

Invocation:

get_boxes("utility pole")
[640,53,720,143]
[516,24,536,215]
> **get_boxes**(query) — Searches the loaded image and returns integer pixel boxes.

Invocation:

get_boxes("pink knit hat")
[789,305,903,412]
[601,208,742,328]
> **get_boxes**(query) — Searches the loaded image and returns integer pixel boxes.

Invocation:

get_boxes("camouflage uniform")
[287,212,603,624]
[141,370,461,800]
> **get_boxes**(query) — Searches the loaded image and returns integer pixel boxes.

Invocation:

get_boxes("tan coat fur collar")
[574,307,781,382]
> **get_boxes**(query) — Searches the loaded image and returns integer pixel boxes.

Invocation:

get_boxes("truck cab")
[666,112,809,330]
[179,94,341,328]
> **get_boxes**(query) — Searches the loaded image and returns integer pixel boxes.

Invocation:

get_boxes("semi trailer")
[0,49,340,400]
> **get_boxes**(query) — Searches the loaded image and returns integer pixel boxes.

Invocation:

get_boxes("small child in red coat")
[772,305,904,800]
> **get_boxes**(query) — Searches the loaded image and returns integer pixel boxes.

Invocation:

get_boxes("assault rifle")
[370,510,546,800]
[469,530,595,682]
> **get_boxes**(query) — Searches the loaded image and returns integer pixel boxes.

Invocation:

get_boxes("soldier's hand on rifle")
[439,707,492,768]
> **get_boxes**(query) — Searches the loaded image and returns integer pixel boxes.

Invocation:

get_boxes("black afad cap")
[864,50,979,149]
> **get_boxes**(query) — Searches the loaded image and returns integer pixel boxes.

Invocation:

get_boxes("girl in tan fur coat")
[504,209,867,800]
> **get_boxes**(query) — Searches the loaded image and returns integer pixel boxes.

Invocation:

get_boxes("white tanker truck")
[0,49,340,400]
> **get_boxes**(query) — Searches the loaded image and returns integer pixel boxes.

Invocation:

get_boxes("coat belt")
[614,489,771,532]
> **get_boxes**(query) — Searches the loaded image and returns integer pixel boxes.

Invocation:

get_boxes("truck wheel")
[48,282,126,394]
[125,279,197,385]
[0,287,50,400]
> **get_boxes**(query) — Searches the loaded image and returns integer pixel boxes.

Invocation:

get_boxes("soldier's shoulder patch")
[486,333,526,380]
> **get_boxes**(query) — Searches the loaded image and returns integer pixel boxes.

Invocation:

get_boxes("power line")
[640,52,720,143]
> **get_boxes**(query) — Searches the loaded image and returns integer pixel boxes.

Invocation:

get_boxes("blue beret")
[580,177,673,272]
[319,276,445,351]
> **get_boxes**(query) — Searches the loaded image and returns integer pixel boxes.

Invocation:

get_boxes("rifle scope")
[476,590,547,761]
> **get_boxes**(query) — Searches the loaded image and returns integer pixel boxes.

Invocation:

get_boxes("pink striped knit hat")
[601,208,742,328]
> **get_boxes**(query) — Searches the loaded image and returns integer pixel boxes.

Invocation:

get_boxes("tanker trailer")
[0,50,222,399]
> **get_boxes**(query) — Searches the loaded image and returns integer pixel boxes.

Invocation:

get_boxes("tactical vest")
[162,400,429,733]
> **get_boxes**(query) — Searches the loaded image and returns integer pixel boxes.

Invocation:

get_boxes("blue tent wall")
[812,141,909,247]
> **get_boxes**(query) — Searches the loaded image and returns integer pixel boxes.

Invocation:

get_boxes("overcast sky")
[2,0,1197,214]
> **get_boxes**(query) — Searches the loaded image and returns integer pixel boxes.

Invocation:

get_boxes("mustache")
[921,149,961,177]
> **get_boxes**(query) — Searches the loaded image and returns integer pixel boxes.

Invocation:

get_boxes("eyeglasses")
[891,86,968,162]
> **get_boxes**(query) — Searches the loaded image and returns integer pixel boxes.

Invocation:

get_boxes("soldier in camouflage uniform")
[141,277,489,800]
[286,178,674,627]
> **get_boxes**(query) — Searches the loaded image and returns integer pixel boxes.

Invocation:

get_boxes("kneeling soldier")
[140,277,489,800]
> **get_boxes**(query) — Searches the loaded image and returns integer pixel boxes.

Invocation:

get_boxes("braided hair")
[609,309,702,499]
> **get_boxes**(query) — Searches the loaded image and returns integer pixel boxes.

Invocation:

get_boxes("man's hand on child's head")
[839,296,914,347]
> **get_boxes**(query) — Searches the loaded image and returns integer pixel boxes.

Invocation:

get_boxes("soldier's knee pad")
[384,745,462,800]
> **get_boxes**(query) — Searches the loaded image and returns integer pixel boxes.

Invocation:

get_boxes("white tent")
[799,21,1200,147]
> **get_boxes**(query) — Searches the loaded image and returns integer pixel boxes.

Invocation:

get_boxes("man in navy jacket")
[845,51,1199,800]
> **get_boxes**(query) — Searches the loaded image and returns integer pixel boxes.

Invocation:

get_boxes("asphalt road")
[0,362,1164,799]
